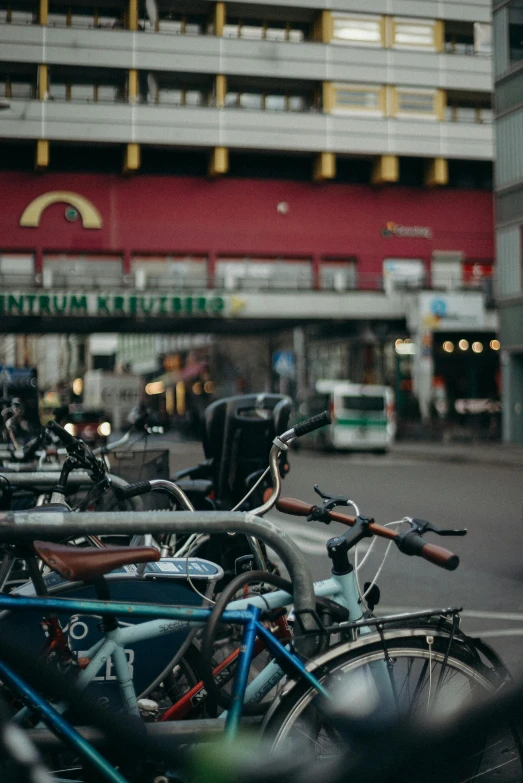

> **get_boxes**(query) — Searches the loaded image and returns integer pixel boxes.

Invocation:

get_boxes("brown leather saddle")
[33,540,160,582]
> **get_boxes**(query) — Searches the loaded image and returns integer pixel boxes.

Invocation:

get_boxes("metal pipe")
[0,509,315,653]
[27,717,262,748]
[0,473,143,511]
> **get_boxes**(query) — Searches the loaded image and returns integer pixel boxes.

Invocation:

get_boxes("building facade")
[493,0,523,443]
[0,0,497,429]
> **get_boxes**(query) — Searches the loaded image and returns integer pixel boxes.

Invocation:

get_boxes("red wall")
[0,172,494,277]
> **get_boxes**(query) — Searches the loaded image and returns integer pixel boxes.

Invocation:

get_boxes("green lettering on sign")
[53,295,67,314]
[113,296,125,315]
[8,295,24,314]
[70,295,87,314]
[97,296,110,315]
[141,297,154,315]
[0,292,229,318]
[39,295,51,315]
[210,297,225,314]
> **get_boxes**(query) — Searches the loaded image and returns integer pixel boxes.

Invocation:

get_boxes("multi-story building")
[0,0,498,427]
[493,0,523,443]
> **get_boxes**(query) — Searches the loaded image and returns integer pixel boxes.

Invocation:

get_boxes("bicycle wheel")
[263,629,523,782]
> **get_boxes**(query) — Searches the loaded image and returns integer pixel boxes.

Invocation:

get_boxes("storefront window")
[0,253,35,286]
[383,259,425,292]
[319,259,358,291]
[215,258,312,290]
[131,256,207,289]
[43,255,123,288]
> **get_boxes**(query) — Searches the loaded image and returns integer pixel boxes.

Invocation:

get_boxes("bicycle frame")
[3,566,367,725]
[0,595,330,783]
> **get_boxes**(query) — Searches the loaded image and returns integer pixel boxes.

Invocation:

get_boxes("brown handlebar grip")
[421,542,459,571]
[276,498,315,516]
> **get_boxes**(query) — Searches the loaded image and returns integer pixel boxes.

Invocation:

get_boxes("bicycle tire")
[263,629,523,782]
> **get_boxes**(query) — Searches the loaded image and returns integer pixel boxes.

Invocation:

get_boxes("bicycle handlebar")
[292,411,331,438]
[276,497,459,571]
[46,420,78,448]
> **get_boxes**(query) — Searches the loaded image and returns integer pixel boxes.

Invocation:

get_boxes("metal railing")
[0,271,497,297]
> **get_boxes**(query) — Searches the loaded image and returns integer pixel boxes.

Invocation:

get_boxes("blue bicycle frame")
[0,593,330,782]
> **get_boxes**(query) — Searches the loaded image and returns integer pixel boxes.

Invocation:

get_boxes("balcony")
[0,98,494,160]
[0,24,492,93]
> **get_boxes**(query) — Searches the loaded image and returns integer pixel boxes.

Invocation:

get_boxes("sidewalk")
[392,440,523,468]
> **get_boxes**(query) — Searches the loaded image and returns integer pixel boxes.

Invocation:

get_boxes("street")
[167,438,523,675]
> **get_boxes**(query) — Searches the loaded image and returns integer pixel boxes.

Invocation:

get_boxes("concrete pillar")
[124,143,140,173]
[128,69,138,103]
[39,0,48,25]
[209,146,228,177]
[37,64,48,101]
[215,74,227,108]
[214,2,225,36]
[425,158,448,187]
[128,0,138,30]
[35,139,49,170]
[322,81,334,113]
[293,327,307,400]
[314,10,332,43]
[372,155,399,185]
[313,152,336,182]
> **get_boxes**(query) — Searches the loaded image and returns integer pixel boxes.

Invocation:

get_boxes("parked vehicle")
[83,370,141,432]
[65,405,112,444]
[301,381,396,452]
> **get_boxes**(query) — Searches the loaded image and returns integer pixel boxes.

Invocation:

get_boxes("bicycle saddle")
[33,540,160,581]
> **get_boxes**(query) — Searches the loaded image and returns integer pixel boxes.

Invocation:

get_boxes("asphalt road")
[167,438,523,675]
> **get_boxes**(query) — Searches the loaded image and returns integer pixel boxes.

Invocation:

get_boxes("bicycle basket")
[108,449,170,509]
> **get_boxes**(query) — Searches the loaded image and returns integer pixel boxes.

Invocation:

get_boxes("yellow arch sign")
[20,191,102,229]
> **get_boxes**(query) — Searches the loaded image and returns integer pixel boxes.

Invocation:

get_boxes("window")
[341,396,384,412]
[319,259,357,291]
[71,84,94,102]
[215,258,312,290]
[224,19,307,41]
[288,96,305,112]
[97,85,118,102]
[265,94,286,111]
[239,93,263,110]
[392,18,437,49]
[509,1,523,65]
[332,84,383,114]
[0,254,35,286]
[8,81,34,99]
[226,91,310,112]
[131,256,207,289]
[395,88,438,117]
[332,14,382,46]
[43,255,123,288]
[383,259,425,292]
[474,23,492,55]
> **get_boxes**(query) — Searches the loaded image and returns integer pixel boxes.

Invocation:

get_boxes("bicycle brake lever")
[411,518,467,537]
[313,484,351,511]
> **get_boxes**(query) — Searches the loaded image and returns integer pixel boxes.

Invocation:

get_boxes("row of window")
[0,253,494,294]
[0,77,490,122]
[0,7,492,55]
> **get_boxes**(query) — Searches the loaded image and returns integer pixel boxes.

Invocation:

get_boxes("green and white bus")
[303,381,396,453]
